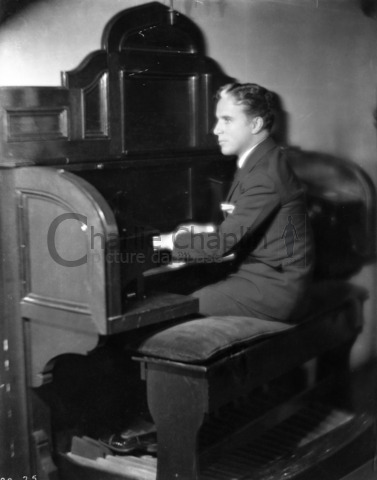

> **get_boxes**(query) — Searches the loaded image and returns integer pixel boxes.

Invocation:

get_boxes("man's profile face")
[213,94,254,157]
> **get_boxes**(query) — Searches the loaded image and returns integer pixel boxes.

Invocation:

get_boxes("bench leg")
[144,365,207,480]
[316,339,356,409]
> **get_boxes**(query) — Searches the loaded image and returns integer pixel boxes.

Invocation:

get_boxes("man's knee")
[192,286,222,316]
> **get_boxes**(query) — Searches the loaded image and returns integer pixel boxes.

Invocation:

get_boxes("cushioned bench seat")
[133,281,366,364]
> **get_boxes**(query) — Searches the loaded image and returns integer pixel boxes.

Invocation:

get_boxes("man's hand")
[152,224,216,251]
[176,224,216,235]
[152,233,174,251]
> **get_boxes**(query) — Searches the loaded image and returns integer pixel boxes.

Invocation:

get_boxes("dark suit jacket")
[173,137,315,321]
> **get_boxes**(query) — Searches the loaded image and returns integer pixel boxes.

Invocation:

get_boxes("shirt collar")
[237,137,268,169]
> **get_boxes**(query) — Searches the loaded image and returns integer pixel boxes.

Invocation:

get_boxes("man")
[154,83,314,322]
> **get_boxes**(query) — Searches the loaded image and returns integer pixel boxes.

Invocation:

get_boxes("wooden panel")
[0,87,71,165]
[122,74,198,152]
[7,108,68,141]
[0,169,32,477]
[15,166,122,335]
[18,191,92,310]
[23,316,99,388]
[108,292,199,334]
[83,72,109,139]
[102,2,205,54]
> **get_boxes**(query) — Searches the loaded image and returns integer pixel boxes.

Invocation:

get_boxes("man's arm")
[154,172,280,261]
[170,172,280,260]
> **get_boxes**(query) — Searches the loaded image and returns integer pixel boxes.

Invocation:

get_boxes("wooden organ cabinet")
[0,3,376,480]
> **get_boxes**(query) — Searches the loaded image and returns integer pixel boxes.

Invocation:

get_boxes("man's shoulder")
[248,144,285,178]
[243,144,304,200]
[248,138,284,167]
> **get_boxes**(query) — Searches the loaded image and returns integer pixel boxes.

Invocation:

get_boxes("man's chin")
[220,145,234,156]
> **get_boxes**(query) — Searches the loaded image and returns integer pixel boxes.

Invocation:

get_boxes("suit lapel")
[225,169,242,202]
[226,137,276,203]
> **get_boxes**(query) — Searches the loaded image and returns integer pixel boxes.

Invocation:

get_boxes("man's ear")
[250,116,264,134]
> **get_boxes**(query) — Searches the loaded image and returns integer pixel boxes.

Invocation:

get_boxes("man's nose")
[213,121,221,135]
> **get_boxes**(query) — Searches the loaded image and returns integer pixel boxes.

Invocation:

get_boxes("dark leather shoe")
[99,425,157,454]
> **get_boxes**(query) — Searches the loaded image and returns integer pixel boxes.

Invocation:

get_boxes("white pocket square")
[221,203,235,214]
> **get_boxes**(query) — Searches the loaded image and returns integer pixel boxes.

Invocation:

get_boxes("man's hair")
[216,83,276,132]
